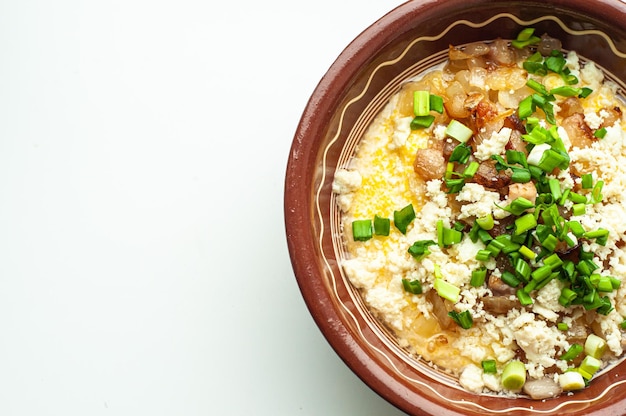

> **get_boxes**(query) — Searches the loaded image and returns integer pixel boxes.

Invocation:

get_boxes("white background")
[0,1,409,415]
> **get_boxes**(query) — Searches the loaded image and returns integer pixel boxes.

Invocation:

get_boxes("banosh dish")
[285,0,626,414]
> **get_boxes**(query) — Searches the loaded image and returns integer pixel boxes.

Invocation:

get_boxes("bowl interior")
[286,1,626,414]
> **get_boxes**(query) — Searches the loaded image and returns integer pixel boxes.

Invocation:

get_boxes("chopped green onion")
[506,150,529,168]
[482,359,497,374]
[501,360,526,390]
[563,73,579,85]
[408,240,436,260]
[597,296,613,315]
[526,78,549,95]
[512,35,541,49]
[571,203,586,216]
[579,87,593,98]
[402,278,423,294]
[557,322,569,331]
[591,180,604,204]
[501,271,521,288]
[445,162,454,179]
[411,115,435,129]
[436,220,444,248]
[611,276,622,290]
[442,227,463,246]
[597,276,614,292]
[463,161,480,178]
[452,221,465,232]
[580,355,602,378]
[445,177,465,194]
[560,343,583,361]
[584,228,609,240]
[516,28,536,41]
[584,334,606,359]
[550,86,582,97]
[449,143,472,164]
[503,197,535,216]
[594,127,607,139]
[527,143,551,164]
[373,215,390,236]
[433,264,443,279]
[548,178,562,200]
[448,310,473,329]
[545,52,566,74]
[352,220,373,241]
[523,52,547,75]
[511,168,531,183]
[518,245,536,260]
[476,214,494,231]
[559,371,586,391]
[437,220,463,247]
[518,95,535,119]
[517,289,534,305]
[470,267,487,287]
[516,28,535,41]
[496,234,520,254]
[512,28,541,49]
[429,94,444,114]
[486,239,505,257]
[543,253,563,270]
[567,221,585,238]
[445,119,473,143]
[477,229,493,245]
[515,258,532,281]
[476,249,491,262]
[568,191,587,204]
[394,204,416,234]
[537,148,570,172]
[536,271,558,291]
[413,90,430,116]
[434,278,461,303]
[581,173,593,189]
[541,234,558,252]
[531,265,552,281]
[576,367,593,381]
[514,213,537,235]
[559,287,578,307]
[558,188,571,205]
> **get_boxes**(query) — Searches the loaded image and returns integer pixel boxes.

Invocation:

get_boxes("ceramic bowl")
[285,0,626,414]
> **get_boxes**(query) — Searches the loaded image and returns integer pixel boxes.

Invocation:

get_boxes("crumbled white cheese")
[433,124,447,141]
[389,116,413,150]
[332,169,362,194]
[474,127,512,161]
[535,278,566,314]
[565,51,580,73]
[509,311,568,378]
[580,61,604,91]
[456,183,502,220]
[459,364,485,393]
[425,179,447,208]
[482,373,501,392]
[364,282,408,331]
[596,310,624,356]
[584,111,604,130]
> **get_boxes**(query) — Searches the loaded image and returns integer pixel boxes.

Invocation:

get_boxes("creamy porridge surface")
[333,30,626,398]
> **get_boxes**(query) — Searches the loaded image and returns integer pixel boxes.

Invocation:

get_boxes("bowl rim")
[285,0,626,414]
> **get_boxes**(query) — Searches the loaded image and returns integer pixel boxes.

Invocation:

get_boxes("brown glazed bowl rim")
[285,0,626,414]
